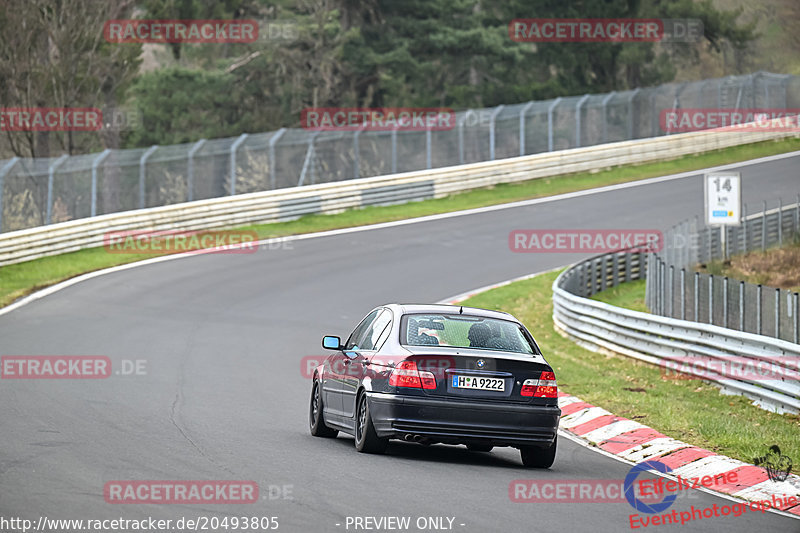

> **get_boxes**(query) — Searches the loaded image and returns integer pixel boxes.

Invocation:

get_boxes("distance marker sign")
[704,172,741,226]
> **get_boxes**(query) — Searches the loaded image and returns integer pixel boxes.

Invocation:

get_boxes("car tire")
[466,444,494,452]
[355,392,388,454]
[309,379,338,438]
[520,436,557,468]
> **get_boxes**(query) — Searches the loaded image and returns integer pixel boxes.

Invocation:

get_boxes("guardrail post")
[547,97,562,152]
[723,277,729,328]
[680,269,686,320]
[612,253,619,287]
[268,128,286,190]
[756,284,762,335]
[694,272,699,322]
[587,258,595,296]
[46,154,69,225]
[0,157,19,233]
[761,200,767,251]
[601,91,615,143]
[575,94,590,147]
[139,145,158,209]
[187,139,206,202]
[708,275,714,324]
[91,149,111,217]
[489,105,504,161]
[624,253,631,283]
[739,281,745,331]
[229,133,249,195]
[519,101,535,156]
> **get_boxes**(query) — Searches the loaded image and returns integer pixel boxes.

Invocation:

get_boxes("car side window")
[345,309,381,350]
[360,310,392,351]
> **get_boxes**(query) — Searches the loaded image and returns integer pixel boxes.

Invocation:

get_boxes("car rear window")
[400,314,537,355]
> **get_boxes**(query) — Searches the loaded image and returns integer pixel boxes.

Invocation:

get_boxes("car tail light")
[534,371,557,398]
[389,361,437,390]
[521,372,558,398]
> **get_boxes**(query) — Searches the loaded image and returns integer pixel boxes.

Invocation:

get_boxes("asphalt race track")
[1,152,799,532]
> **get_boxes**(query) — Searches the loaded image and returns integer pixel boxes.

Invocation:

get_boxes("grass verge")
[2,136,800,309]
[461,269,800,464]
[699,238,800,292]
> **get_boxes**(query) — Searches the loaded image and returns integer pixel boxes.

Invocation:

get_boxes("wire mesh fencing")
[2,71,798,233]
[646,196,800,343]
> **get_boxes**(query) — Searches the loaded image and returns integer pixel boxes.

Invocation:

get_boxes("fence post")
[794,292,799,344]
[187,139,206,203]
[139,145,157,209]
[601,91,615,143]
[489,105,504,160]
[761,200,767,251]
[722,277,728,328]
[229,133,249,195]
[757,284,762,335]
[0,157,19,233]
[694,272,699,322]
[668,265,674,317]
[739,281,745,331]
[778,197,783,246]
[659,261,666,315]
[391,123,399,173]
[46,154,69,225]
[268,128,286,190]
[458,111,472,164]
[680,268,686,320]
[612,253,619,286]
[91,149,111,217]
[547,97,562,152]
[426,121,433,169]
[575,94,590,147]
[775,288,780,339]
[742,204,748,251]
[627,88,640,139]
[708,274,714,324]
[519,101,535,156]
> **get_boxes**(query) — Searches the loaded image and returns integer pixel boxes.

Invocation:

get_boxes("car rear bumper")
[366,392,560,447]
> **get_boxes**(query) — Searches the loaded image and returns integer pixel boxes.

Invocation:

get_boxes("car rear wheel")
[466,444,494,452]
[309,380,338,438]
[520,436,557,468]
[355,393,388,454]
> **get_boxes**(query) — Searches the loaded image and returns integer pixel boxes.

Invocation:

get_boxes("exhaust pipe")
[412,435,423,442]
[403,434,415,441]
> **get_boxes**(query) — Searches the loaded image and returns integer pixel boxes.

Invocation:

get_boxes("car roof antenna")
[459,306,463,314]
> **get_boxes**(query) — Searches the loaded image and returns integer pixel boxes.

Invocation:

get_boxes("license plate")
[451,375,504,391]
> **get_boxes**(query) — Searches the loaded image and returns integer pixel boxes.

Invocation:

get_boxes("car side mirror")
[322,335,342,350]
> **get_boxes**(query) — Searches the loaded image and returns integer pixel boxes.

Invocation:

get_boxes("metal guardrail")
[1,124,797,267]
[1,71,797,234]
[553,250,800,415]
[646,198,800,343]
